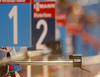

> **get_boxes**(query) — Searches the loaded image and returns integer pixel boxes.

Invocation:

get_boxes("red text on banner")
[0,0,32,4]
[56,13,67,27]
[34,1,56,19]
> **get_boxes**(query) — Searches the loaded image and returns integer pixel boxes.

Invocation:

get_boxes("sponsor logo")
[34,2,55,12]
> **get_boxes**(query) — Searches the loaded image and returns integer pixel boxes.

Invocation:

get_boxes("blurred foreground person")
[0,47,21,77]
[68,2,97,23]
[67,2,98,53]
[57,0,71,12]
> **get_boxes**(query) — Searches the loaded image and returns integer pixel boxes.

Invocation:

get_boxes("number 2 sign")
[28,1,56,50]
[0,0,33,46]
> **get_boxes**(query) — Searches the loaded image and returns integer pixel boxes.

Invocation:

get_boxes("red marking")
[81,31,100,50]
[56,13,67,27]
[10,66,14,70]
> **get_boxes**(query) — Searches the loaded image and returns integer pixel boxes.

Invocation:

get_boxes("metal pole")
[27,58,31,77]
[11,61,73,65]
[43,55,49,77]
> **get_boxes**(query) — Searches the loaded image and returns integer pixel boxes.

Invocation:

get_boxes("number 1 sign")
[8,6,18,44]
[0,0,33,46]
[28,1,56,50]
